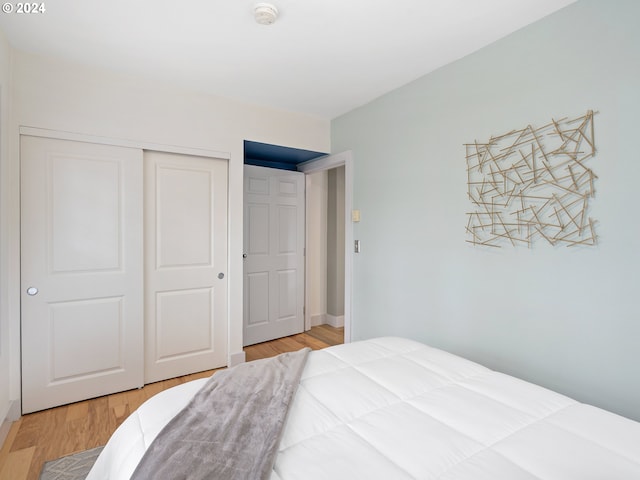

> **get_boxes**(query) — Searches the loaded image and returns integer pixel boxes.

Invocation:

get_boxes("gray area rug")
[39,446,103,480]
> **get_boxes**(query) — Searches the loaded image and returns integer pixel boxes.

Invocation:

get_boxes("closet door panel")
[21,136,143,413]
[144,151,228,383]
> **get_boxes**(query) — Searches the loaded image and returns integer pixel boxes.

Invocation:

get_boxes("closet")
[20,135,228,413]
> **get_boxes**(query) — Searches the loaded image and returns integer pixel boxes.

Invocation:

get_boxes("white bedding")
[87,337,640,479]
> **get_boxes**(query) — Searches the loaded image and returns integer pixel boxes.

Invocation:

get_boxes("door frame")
[19,127,230,160]
[298,151,353,343]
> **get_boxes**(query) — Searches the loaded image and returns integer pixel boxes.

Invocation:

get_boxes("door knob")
[26,287,39,296]
[218,273,224,279]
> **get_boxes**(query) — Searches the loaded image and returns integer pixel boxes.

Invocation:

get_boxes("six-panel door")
[243,165,305,346]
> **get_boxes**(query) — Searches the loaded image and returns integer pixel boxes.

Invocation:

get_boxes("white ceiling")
[0,0,575,119]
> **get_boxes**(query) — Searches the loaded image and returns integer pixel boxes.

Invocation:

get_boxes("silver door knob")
[26,287,39,296]
[218,273,224,279]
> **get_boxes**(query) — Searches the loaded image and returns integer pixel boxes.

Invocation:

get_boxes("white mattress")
[87,337,640,479]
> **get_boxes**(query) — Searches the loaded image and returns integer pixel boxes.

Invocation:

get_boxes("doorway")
[243,165,305,346]
[299,152,352,344]
[306,167,345,337]
[243,142,352,345]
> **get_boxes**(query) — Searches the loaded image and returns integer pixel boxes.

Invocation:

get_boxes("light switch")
[352,209,361,222]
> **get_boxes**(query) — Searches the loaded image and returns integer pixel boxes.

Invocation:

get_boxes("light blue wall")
[332,0,640,421]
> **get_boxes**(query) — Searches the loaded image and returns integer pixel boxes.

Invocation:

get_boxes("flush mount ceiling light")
[254,3,279,25]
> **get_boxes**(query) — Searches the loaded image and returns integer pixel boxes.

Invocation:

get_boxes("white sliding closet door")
[144,151,228,383]
[21,136,143,413]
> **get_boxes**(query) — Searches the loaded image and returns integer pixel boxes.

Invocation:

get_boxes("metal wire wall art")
[465,110,598,248]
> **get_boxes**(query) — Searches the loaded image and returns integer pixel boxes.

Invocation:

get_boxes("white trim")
[299,150,353,343]
[310,313,343,328]
[7,399,19,420]
[310,314,326,327]
[228,351,246,368]
[0,400,20,447]
[19,126,230,160]
[298,150,351,174]
[326,314,345,328]
[0,419,10,448]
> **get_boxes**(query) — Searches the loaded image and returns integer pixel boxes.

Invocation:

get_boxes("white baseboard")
[0,400,20,448]
[326,314,345,328]
[228,351,246,367]
[310,314,344,328]
[0,421,10,449]
[310,314,326,327]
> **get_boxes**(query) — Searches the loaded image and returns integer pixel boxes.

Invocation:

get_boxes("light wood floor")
[0,325,343,480]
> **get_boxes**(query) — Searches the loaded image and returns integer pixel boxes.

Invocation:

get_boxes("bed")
[87,337,640,479]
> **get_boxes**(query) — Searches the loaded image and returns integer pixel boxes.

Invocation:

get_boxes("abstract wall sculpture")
[465,110,598,248]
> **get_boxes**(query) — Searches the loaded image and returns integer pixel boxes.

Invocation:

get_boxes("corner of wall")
[311,313,327,327]
[325,315,345,328]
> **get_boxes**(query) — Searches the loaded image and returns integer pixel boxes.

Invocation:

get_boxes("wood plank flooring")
[0,325,343,480]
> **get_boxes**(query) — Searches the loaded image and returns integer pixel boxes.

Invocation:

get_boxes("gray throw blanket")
[130,348,310,480]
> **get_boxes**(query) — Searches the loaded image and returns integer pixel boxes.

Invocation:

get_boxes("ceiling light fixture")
[254,3,278,25]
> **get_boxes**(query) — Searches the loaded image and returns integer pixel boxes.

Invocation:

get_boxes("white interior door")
[21,136,143,413]
[243,165,305,346]
[144,151,228,383]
